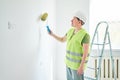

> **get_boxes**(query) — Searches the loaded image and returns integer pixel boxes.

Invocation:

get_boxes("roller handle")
[46,25,51,33]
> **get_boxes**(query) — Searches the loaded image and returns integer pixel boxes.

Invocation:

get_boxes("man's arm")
[77,34,90,75]
[49,32,66,42]
[77,43,89,75]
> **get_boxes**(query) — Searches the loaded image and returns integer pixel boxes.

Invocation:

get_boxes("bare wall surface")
[0,0,56,80]
[0,0,89,80]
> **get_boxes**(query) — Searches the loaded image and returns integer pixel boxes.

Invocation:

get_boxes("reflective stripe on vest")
[66,56,88,63]
[66,50,83,56]
[66,50,88,63]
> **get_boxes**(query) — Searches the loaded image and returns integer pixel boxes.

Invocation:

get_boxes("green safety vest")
[65,28,89,70]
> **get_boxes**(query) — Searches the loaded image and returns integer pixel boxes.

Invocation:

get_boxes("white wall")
[55,0,89,80]
[0,0,89,80]
[0,0,56,80]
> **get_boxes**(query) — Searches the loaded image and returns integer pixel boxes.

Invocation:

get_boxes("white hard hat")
[73,10,86,23]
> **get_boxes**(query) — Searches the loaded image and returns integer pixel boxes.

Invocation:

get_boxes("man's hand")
[77,65,84,75]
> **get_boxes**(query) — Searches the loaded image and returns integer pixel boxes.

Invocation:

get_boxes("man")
[48,11,90,80]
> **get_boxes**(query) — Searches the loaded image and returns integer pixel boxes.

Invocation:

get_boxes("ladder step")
[84,76,96,80]
[90,55,102,58]
[92,43,109,45]
[87,67,99,70]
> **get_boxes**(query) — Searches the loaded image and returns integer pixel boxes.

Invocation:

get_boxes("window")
[90,0,120,49]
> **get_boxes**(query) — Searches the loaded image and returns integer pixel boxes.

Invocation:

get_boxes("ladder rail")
[96,22,109,80]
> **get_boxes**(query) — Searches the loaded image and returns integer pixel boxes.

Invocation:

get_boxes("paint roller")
[38,12,51,33]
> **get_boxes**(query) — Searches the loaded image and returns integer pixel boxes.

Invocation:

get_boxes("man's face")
[71,17,80,27]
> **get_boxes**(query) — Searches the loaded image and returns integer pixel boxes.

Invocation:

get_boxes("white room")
[0,0,119,80]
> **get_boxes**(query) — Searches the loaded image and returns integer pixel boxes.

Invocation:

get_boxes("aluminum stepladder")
[84,21,116,80]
